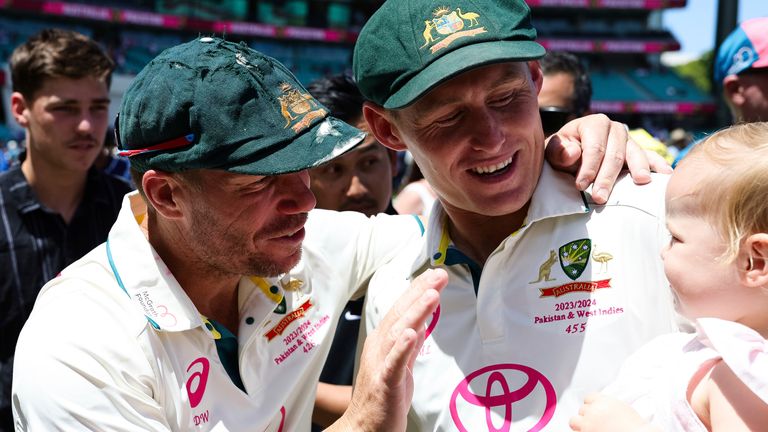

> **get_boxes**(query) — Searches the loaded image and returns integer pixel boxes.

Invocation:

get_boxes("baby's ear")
[741,233,768,288]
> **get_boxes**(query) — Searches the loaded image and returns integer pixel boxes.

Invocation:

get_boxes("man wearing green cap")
[355,1,678,431]
[11,37,448,431]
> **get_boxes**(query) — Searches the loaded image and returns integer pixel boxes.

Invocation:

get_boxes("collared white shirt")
[12,192,423,431]
[365,164,678,431]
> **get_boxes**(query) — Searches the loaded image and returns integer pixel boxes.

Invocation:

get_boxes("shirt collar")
[410,162,589,276]
[106,192,288,333]
[106,192,202,332]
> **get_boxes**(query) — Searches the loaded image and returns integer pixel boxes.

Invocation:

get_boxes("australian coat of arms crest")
[421,6,486,53]
[278,82,327,133]
[559,239,591,280]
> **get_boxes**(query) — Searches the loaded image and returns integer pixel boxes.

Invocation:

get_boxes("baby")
[570,122,768,431]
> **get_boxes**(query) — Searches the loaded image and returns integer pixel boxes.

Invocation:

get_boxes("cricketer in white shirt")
[12,192,424,431]
[364,164,678,432]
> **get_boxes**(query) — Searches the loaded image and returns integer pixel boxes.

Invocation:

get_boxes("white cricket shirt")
[12,192,423,431]
[365,164,678,432]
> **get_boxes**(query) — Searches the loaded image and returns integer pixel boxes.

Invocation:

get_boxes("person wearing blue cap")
[674,16,768,166]
[715,16,768,124]
[12,34,661,431]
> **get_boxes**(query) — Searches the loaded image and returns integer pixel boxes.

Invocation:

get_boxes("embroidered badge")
[538,240,614,298]
[264,299,313,341]
[420,6,486,54]
[278,82,327,133]
[591,244,613,274]
[559,239,591,280]
[529,249,558,284]
[281,277,304,292]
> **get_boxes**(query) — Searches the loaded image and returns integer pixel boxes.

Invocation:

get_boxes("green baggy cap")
[354,0,545,109]
[117,37,364,175]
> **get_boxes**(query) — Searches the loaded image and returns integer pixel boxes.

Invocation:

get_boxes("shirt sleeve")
[12,278,172,431]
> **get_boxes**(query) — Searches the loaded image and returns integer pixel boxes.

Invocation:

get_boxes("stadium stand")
[0,0,715,136]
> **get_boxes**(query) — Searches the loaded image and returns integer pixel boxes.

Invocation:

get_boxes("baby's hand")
[569,393,658,432]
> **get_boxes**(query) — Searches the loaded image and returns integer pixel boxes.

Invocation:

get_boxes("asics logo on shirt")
[186,357,211,408]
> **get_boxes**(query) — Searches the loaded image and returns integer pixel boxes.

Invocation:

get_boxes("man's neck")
[443,202,530,266]
[21,154,88,224]
[147,215,242,335]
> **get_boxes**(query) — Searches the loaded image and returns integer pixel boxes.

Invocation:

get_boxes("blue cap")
[714,17,768,85]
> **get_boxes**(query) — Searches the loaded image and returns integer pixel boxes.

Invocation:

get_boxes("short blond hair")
[685,122,768,262]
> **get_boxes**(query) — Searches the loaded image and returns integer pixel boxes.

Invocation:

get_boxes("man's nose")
[346,174,369,199]
[469,109,505,153]
[277,170,316,214]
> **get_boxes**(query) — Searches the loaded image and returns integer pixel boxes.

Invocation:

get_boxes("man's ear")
[722,75,744,108]
[362,102,408,152]
[528,60,544,94]
[142,170,186,220]
[11,92,30,128]
[740,233,768,288]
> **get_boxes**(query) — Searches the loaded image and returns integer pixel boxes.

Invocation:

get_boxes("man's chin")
[252,250,303,278]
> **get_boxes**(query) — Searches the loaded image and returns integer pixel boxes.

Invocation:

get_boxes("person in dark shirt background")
[0,28,131,431]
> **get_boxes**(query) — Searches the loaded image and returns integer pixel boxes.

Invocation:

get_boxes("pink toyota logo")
[450,364,556,432]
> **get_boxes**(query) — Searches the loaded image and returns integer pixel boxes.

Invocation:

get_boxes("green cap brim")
[224,116,365,176]
[383,39,546,109]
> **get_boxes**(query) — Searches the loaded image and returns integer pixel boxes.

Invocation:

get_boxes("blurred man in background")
[716,16,768,124]
[307,73,398,217]
[538,51,592,136]
[0,28,131,431]
[675,16,768,165]
[539,51,675,163]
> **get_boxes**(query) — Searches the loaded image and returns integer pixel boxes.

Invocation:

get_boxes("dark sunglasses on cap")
[539,106,573,136]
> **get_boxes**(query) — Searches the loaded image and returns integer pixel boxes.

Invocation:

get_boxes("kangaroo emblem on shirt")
[530,250,557,283]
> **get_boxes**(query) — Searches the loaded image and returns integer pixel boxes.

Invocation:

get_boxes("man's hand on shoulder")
[545,114,672,204]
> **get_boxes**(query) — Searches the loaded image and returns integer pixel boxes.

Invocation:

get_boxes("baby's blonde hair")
[685,122,768,262]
